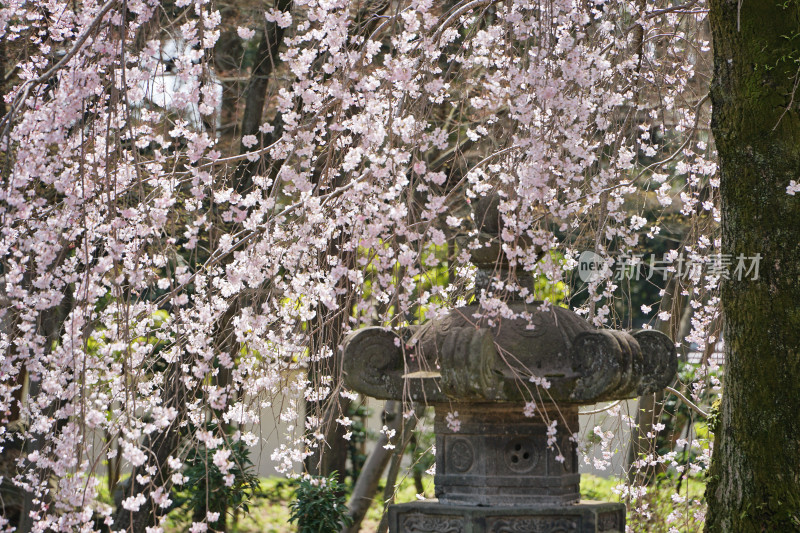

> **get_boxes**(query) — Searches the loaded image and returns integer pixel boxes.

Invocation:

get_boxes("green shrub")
[172,436,260,530]
[288,473,352,533]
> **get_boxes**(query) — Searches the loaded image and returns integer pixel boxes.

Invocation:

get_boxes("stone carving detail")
[597,512,622,532]
[343,309,677,404]
[504,438,538,473]
[449,438,474,472]
[489,517,579,533]
[342,328,403,395]
[402,515,464,533]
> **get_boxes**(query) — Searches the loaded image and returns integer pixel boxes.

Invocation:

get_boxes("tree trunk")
[626,277,690,483]
[342,401,402,533]
[233,0,291,195]
[17,301,71,533]
[705,1,800,530]
[376,411,419,533]
[111,366,185,533]
[0,40,6,119]
[304,342,351,484]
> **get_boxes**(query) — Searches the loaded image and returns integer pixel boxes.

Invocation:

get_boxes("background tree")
[704,0,800,530]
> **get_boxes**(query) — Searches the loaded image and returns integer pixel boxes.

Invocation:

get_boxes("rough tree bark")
[375,410,419,533]
[232,0,291,195]
[303,306,352,484]
[342,401,403,533]
[16,296,72,533]
[111,365,185,533]
[705,1,800,530]
[626,277,690,484]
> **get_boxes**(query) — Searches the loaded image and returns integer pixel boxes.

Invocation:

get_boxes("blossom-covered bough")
[0,1,720,531]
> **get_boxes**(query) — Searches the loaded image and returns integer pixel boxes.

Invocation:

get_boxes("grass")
[232,474,434,533]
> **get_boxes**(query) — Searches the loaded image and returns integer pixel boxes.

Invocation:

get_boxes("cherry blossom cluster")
[0,0,720,530]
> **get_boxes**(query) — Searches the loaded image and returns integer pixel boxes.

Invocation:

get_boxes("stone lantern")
[342,197,677,533]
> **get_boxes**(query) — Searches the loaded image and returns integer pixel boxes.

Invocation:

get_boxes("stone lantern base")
[432,403,582,506]
[386,403,626,533]
[388,499,625,533]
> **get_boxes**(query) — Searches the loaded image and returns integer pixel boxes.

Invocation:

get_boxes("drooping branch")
[0,0,117,137]
[233,0,292,195]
